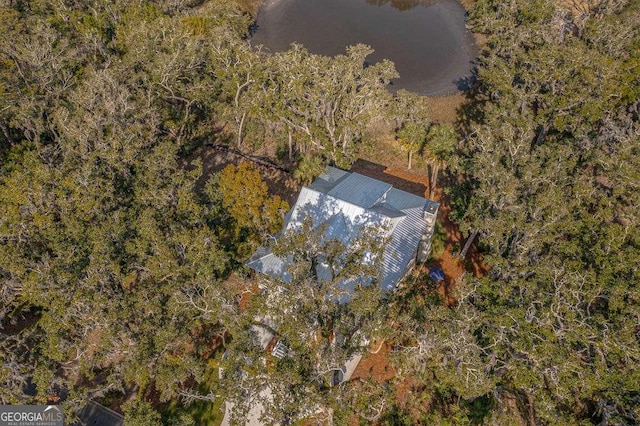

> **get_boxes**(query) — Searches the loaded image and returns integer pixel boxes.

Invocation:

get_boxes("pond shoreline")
[243,0,479,122]
[249,0,478,97]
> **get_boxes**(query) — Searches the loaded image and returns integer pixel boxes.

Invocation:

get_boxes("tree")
[207,23,264,149]
[387,89,431,132]
[384,273,498,423]
[264,44,398,168]
[397,121,427,170]
[443,0,640,422]
[208,162,289,261]
[424,123,457,199]
[0,0,257,410]
[292,156,324,185]
[0,134,234,407]
[218,217,389,424]
[122,399,162,426]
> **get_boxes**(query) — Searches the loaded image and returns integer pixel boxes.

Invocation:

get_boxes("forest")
[0,0,638,424]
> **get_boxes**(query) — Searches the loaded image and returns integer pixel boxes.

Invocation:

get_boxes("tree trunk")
[429,163,439,199]
[408,151,413,169]
[458,230,478,259]
[236,111,246,148]
[288,129,293,161]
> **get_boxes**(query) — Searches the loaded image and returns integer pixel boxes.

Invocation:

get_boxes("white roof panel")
[247,167,439,297]
[327,173,392,208]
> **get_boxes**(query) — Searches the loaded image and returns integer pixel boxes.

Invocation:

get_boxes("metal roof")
[246,249,292,283]
[73,401,123,426]
[384,187,430,211]
[247,167,440,296]
[322,213,349,242]
[370,202,406,219]
[327,173,392,208]
[308,166,350,193]
[319,166,350,184]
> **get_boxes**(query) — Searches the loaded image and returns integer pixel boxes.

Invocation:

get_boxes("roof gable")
[327,173,392,208]
[248,167,440,294]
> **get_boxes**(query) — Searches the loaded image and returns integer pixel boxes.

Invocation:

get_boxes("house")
[247,166,439,293]
[72,400,124,426]
[227,167,439,424]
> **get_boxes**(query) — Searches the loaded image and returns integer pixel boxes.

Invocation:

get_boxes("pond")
[250,0,478,96]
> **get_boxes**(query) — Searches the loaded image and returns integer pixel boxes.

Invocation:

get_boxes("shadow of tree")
[349,158,427,198]
[185,143,300,205]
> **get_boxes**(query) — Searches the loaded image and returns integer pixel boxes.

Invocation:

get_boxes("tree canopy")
[437,0,640,423]
[1,0,638,423]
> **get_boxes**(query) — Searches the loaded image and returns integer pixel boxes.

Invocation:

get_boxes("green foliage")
[442,0,640,423]
[428,221,447,260]
[219,218,389,423]
[463,394,495,425]
[16,0,638,423]
[264,43,398,168]
[443,178,474,232]
[0,0,437,422]
[387,89,431,131]
[0,0,254,409]
[397,121,428,169]
[425,124,457,170]
[216,162,287,234]
[160,359,225,426]
[0,0,427,416]
[122,399,162,426]
[292,156,325,184]
[208,162,288,261]
[424,123,458,198]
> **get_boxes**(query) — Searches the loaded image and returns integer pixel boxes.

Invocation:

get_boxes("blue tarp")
[429,268,445,281]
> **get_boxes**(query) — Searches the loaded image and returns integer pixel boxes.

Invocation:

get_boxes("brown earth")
[199,144,489,393]
[350,159,488,293]
[191,38,488,398]
[348,156,487,389]
[350,341,397,383]
[425,92,468,124]
[556,0,593,14]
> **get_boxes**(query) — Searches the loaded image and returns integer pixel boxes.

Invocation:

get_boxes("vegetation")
[209,162,289,261]
[427,0,640,423]
[219,218,389,423]
[0,0,638,424]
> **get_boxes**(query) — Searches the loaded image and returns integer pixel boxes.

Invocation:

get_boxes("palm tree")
[293,155,325,185]
[424,124,457,199]
[397,121,428,169]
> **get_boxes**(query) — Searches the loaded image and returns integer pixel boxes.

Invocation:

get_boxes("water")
[251,0,477,96]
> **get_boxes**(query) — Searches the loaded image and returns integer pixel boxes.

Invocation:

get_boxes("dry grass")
[457,0,476,10]
[424,92,467,124]
[236,0,264,15]
[556,0,594,14]
[187,144,300,205]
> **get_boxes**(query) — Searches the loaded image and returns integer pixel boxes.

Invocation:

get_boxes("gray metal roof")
[73,401,123,426]
[327,173,392,208]
[322,213,349,242]
[319,166,350,184]
[370,202,406,219]
[247,167,440,296]
[246,248,292,282]
[379,206,426,291]
[384,187,430,211]
[308,166,350,193]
